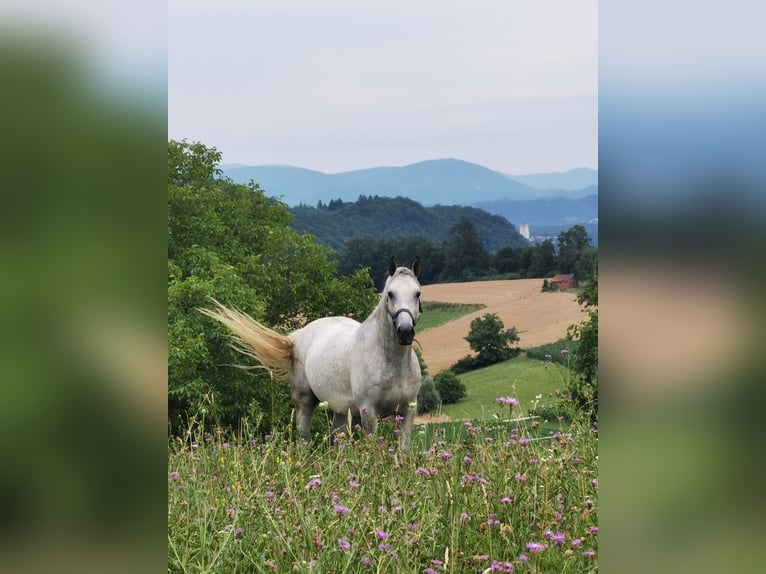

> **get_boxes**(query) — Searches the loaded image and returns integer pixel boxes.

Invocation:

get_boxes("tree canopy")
[168,140,377,434]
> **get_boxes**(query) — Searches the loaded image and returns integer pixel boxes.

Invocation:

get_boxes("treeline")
[337,220,597,291]
[290,195,527,252]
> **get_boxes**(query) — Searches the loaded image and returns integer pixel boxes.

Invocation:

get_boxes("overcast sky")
[168,0,597,174]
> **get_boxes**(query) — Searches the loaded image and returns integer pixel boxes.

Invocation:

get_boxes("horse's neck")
[362,299,408,356]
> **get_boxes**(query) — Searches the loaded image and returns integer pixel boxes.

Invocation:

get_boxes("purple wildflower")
[226,508,235,517]
[306,477,322,489]
[462,455,472,464]
[424,569,438,574]
[415,467,431,477]
[361,556,371,566]
[544,353,552,361]
[591,478,598,489]
[169,471,179,480]
[518,554,528,562]
[235,527,243,537]
[334,504,350,515]
[439,450,453,460]
[582,550,596,558]
[500,496,514,504]
[561,348,569,355]
[377,543,390,551]
[589,526,599,534]
[571,538,582,547]
[525,541,547,554]
[543,530,566,545]
[495,396,519,406]
[460,511,470,521]
[338,538,351,551]
[431,559,443,567]
[375,529,389,540]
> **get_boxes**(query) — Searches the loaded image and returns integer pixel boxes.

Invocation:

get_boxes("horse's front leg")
[398,404,416,451]
[360,405,378,438]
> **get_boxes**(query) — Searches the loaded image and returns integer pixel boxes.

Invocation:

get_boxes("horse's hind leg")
[294,398,316,441]
[332,411,350,438]
[291,369,317,441]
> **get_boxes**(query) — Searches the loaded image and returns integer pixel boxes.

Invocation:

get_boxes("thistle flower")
[525,541,547,554]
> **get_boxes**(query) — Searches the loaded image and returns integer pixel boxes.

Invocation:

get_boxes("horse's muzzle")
[392,308,416,345]
[396,324,415,345]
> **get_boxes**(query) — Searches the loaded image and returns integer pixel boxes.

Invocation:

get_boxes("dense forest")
[336,221,597,290]
[289,195,528,252]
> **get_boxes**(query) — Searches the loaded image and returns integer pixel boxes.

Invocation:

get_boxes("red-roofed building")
[550,274,578,290]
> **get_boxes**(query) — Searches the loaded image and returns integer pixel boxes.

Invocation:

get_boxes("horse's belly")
[293,317,358,411]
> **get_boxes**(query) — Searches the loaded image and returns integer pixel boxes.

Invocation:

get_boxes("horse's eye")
[416,291,421,298]
[387,292,394,300]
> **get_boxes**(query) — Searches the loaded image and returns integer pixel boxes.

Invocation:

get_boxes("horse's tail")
[199,299,293,379]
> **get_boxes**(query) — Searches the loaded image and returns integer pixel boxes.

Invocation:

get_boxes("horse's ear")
[388,256,397,276]
[412,256,420,277]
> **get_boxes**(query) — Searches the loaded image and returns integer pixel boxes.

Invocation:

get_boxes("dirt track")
[417,279,584,374]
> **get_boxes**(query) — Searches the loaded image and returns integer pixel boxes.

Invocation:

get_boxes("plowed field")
[417,279,584,374]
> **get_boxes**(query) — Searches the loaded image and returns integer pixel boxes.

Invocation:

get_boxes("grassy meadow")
[437,356,573,423]
[168,302,596,573]
[418,301,486,332]
[168,393,597,573]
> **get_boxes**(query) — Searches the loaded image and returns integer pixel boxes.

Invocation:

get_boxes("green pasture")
[417,301,485,331]
[436,355,572,421]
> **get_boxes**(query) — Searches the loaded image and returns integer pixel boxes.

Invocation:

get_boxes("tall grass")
[168,408,598,573]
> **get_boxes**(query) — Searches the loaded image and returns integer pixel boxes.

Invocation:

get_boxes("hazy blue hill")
[506,167,598,191]
[223,165,333,205]
[290,195,526,252]
[222,159,548,207]
[473,193,598,225]
[331,159,543,205]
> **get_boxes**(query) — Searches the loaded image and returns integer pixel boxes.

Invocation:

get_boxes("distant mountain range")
[220,159,597,243]
[221,159,597,207]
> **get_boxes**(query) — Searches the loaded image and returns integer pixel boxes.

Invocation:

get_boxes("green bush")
[416,376,441,414]
[526,339,580,365]
[434,370,466,404]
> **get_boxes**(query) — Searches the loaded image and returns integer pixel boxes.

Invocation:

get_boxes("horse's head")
[384,256,422,345]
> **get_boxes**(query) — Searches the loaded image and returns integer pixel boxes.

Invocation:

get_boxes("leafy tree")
[567,261,598,420]
[464,313,520,366]
[529,239,556,277]
[416,376,441,415]
[557,225,591,275]
[434,371,466,404]
[168,140,378,435]
[440,217,490,281]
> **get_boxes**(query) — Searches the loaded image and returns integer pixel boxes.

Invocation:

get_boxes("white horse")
[202,257,423,448]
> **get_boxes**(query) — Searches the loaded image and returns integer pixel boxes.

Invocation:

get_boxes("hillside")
[474,192,597,225]
[505,167,598,191]
[222,159,588,207]
[289,195,527,252]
